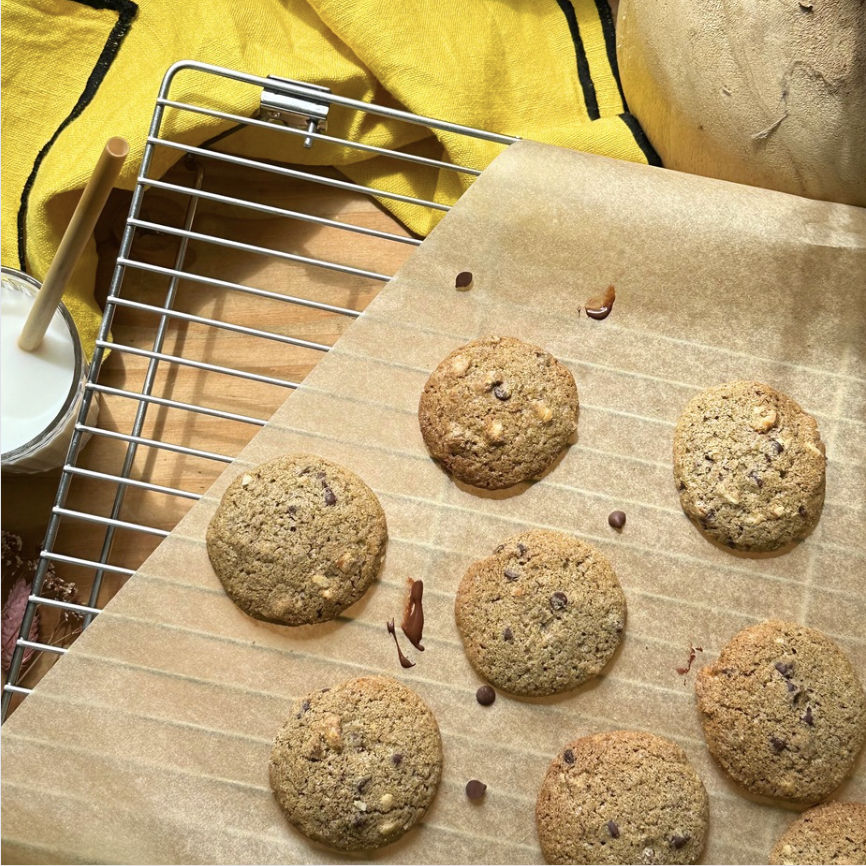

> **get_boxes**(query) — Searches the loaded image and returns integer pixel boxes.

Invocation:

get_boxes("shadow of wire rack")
[2,60,516,720]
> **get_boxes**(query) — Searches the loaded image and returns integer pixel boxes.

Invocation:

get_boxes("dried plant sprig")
[2,578,40,672]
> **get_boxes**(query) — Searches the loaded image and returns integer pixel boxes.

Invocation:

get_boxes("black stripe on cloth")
[619,112,663,166]
[17,0,138,271]
[555,0,601,121]
[592,0,628,110]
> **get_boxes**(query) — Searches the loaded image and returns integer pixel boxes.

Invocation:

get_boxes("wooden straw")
[18,136,129,352]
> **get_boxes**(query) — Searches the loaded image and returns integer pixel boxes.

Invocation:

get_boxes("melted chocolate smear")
[676,644,703,675]
[387,619,415,668]
[584,285,616,320]
[401,579,425,651]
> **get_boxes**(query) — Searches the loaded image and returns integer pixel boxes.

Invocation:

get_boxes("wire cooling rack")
[2,61,517,720]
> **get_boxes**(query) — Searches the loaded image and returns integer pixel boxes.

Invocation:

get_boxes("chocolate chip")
[770,735,787,753]
[770,440,785,454]
[455,271,473,289]
[774,661,794,678]
[563,749,575,765]
[391,753,403,766]
[356,776,371,793]
[550,592,568,611]
[608,510,627,529]
[669,835,691,850]
[802,706,814,726]
[798,505,807,517]
[516,542,531,561]
[493,385,510,401]
[702,509,717,526]
[323,487,337,506]
[749,471,763,488]
[502,627,513,642]
[607,820,620,839]
[352,814,367,828]
[476,685,496,706]
[465,779,487,800]
[296,699,311,718]
[504,568,520,581]
[287,505,297,515]
[494,544,505,553]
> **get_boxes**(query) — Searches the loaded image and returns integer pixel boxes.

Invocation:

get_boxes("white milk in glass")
[1,268,98,473]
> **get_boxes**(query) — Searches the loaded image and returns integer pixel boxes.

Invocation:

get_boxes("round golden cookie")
[536,731,709,865]
[206,454,387,625]
[418,336,579,489]
[770,802,866,865]
[672,381,825,551]
[695,620,866,803]
[454,529,625,696]
[269,676,442,852]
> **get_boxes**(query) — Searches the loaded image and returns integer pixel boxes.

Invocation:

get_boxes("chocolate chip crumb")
[802,706,814,726]
[503,568,520,581]
[563,749,575,765]
[669,835,691,850]
[608,510,627,529]
[323,486,337,506]
[493,385,511,401]
[465,779,487,800]
[770,735,787,753]
[476,685,496,706]
[770,440,785,455]
[774,661,794,678]
[455,271,473,290]
[748,471,763,488]
[391,753,403,766]
[356,776,371,793]
[502,627,513,642]
[550,591,568,611]
[607,820,620,839]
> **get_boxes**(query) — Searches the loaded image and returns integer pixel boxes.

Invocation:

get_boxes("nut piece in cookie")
[455,529,625,696]
[696,620,866,803]
[269,676,442,852]
[418,336,579,489]
[536,730,709,864]
[672,381,825,551]
[206,454,387,625]
[769,801,866,865]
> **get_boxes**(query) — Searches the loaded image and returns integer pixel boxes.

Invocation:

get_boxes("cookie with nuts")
[206,454,387,625]
[673,381,825,551]
[418,336,579,489]
[536,731,709,865]
[454,529,625,696]
[696,620,866,803]
[769,802,866,865]
[269,676,443,851]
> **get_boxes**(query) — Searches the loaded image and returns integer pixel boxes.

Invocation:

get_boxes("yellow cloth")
[1,0,658,359]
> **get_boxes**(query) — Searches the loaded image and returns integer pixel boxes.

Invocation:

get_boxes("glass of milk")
[1,266,99,473]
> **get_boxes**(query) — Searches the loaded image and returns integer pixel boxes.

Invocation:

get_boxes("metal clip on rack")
[2,61,516,720]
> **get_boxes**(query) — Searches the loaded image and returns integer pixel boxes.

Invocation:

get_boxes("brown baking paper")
[2,141,865,865]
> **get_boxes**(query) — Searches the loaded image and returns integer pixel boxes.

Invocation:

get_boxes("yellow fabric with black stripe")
[1,0,658,359]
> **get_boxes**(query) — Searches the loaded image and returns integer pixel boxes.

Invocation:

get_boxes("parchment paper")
[2,141,865,866]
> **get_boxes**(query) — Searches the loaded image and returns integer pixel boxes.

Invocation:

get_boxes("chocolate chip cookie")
[206,454,387,625]
[536,731,709,865]
[454,529,625,696]
[695,620,866,803]
[673,381,825,551]
[269,676,442,851]
[418,336,579,489]
[770,802,866,865]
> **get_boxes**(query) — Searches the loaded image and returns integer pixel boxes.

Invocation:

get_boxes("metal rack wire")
[2,60,517,720]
